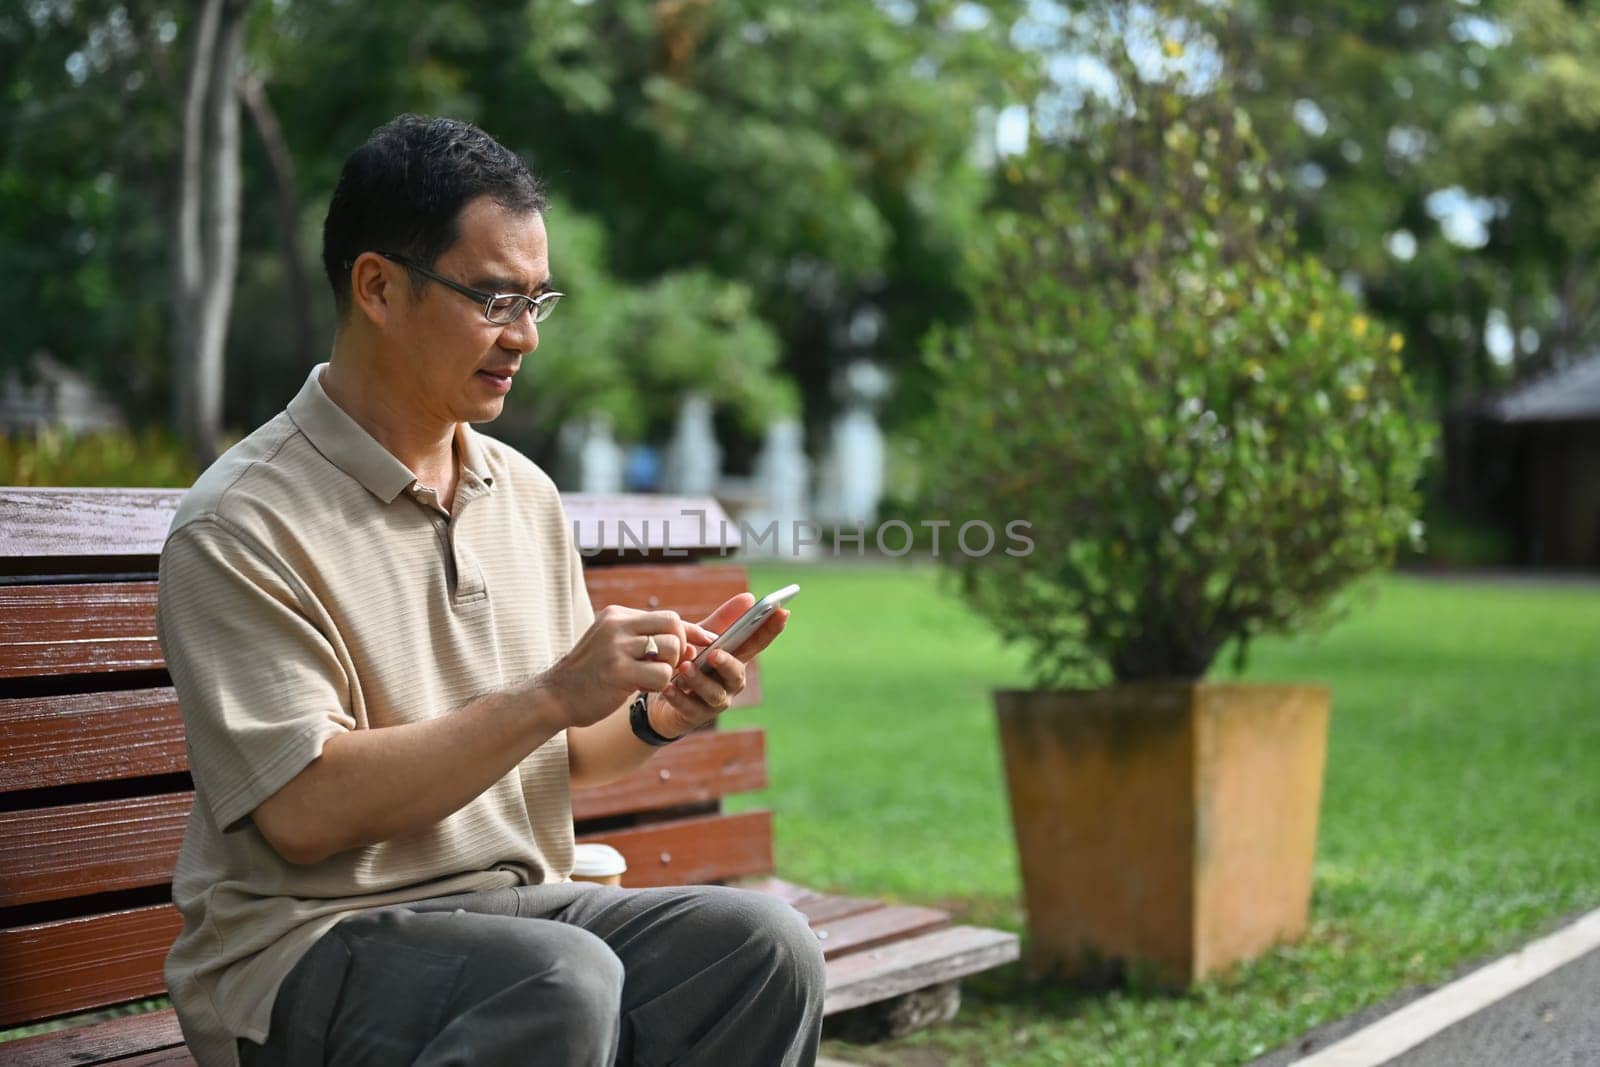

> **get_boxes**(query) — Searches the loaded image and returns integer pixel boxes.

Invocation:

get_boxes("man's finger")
[626,609,689,642]
[655,685,706,734]
[729,608,789,662]
[704,648,746,691]
[636,633,679,664]
[684,622,720,648]
[675,659,733,711]
[699,593,755,634]
[625,659,675,692]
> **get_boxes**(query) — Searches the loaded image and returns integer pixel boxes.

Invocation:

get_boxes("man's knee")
[708,887,827,1001]
[498,923,626,1029]
[439,918,624,1063]
[410,913,626,1035]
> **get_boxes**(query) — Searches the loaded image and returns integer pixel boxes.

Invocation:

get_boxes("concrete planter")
[994,682,1331,987]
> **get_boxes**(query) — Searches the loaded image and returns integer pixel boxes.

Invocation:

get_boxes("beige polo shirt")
[157,363,594,1067]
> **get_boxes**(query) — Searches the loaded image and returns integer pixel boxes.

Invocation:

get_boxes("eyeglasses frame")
[375,251,563,325]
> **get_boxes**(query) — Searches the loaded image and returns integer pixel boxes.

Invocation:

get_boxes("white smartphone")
[679,583,799,683]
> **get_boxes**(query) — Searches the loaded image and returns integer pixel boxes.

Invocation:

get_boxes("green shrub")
[921,80,1434,686]
[0,427,199,487]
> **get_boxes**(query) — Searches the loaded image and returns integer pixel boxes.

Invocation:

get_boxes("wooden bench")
[0,488,1018,1064]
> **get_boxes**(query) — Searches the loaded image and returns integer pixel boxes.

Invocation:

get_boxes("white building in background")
[0,353,125,435]
[663,391,721,497]
[739,417,815,558]
[557,412,624,494]
[557,363,896,560]
[815,360,890,528]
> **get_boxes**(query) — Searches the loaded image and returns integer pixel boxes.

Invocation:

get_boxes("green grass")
[730,562,1600,1066]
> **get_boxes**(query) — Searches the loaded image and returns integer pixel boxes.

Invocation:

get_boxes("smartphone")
[678,583,799,684]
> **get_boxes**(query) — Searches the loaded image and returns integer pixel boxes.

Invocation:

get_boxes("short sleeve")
[568,545,595,638]
[157,518,354,833]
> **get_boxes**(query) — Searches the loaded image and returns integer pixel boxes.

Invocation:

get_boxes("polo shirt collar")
[287,363,495,504]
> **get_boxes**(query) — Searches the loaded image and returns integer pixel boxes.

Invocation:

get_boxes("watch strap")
[629,691,678,747]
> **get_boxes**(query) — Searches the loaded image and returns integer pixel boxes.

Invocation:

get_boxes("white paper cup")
[570,843,628,887]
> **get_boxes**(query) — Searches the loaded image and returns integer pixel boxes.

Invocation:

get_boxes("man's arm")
[252,678,564,865]
[253,605,704,865]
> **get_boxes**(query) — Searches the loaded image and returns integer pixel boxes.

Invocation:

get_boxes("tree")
[1447,0,1600,367]
[1,2,187,416]
[1207,0,1521,408]
[173,0,252,465]
[8,1,1037,459]
[251,0,1034,430]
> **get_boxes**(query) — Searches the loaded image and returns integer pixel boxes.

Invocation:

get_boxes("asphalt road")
[1387,943,1600,1067]
[1251,908,1600,1067]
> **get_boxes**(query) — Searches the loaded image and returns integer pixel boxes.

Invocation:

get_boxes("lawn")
[731,561,1600,1066]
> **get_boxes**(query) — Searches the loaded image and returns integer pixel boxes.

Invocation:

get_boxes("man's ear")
[349,251,398,329]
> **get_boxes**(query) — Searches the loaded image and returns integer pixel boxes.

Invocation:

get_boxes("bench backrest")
[0,489,771,1031]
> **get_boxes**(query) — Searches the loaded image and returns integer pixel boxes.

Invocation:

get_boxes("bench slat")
[822,925,1022,1015]
[0,688,765,799]
[104,1047,197,1066]
[0,794,191,908]
[571,728,766,821]
[0,490,741,576]
[582,563,748,621]
[1,733,768,908]
[812,905,950,961]
[739,879,890,925]
[0,488,180,571]
[0,566,762,686]
[0,582,162,679]
[0,1007,188,1067]
[0,905,180,1028]
[0,688,186,793]
[578,809,773,889]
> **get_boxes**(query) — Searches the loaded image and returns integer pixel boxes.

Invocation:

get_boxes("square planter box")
[995,682,1330,986]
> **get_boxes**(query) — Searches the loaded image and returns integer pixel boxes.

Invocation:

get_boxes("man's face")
[383,196,549,427]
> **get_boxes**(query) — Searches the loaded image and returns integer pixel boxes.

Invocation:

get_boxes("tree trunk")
[239,70,316,370]
[173,0,251,469]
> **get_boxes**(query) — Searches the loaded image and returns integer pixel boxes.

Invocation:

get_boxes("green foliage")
[1446,0,1600,359]
[0,428,199,487]
[3,0,1035,450]
[921,80,1433,685]
[0,3,183,419]
[1212,2,1509,402]
[510,0,1033,427]
[494,201,796,457]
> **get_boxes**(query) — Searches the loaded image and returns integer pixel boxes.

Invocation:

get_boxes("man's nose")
[499,308,539,353]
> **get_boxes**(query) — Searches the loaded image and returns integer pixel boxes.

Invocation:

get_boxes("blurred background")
[6,5,1600,1065]
[4,0,1598,571]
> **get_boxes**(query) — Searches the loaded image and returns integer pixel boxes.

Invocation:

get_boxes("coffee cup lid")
[571,842,627,878]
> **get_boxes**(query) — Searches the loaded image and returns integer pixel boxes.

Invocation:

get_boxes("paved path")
[1252,907,1600,1066]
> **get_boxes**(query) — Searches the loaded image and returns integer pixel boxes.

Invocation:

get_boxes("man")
[157,115,824,1067]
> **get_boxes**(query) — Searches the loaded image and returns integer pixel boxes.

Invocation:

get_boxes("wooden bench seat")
[0,488,1017,1062]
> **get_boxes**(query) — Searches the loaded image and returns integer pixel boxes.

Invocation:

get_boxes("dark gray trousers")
[237,882,826,1067]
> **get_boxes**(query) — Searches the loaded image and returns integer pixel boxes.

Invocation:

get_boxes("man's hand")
[648,593,791,739]
[539,606,720,730]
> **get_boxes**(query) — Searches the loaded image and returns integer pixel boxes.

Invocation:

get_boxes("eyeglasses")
[377,252,564,325]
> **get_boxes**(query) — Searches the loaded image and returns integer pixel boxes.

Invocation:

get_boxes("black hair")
[321,114,547,314]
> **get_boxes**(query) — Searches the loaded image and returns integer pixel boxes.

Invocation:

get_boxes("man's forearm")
[252,678,565,865]
[567,695,667,789]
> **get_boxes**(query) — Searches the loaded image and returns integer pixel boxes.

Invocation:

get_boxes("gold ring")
[643,635,659,660]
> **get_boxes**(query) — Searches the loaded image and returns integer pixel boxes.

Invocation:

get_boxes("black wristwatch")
[629,691,680,747]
